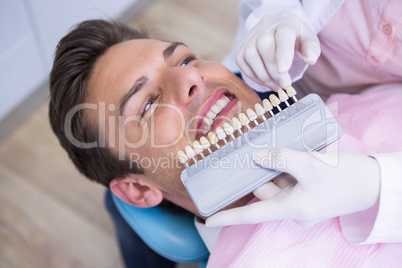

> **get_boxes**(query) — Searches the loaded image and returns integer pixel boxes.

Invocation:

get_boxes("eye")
[142,95,158,116]
[180,54,196,66]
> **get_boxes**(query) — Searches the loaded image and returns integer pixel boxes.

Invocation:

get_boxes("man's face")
[86,39,260,215]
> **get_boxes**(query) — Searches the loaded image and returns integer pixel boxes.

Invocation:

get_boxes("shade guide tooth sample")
[223,122,235,137]
[239,113,250,125]
[193,141,203,154]
[177,150,188,163]
[285,85,296,97]
[278,89,290,106]
[246,108,258,121]
[200,136,212,154]
[216,127,228,144]
[285,85,298,101]
[208,132,219,148]
[263,99,274,116]
[255,103,265,116]
[269,94,282,111]
[278,89,289,101]
[216,127,226,140]
[185,145,196,158]
[232,117,242,130]
[200,136,211,149]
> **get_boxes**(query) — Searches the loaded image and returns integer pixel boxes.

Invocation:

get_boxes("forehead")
[101,38,171,65]
[86,39,171,104]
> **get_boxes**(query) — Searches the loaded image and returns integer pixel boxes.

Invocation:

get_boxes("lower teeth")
[202,125,210,134]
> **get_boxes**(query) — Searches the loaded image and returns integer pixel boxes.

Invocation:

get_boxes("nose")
[161,66,206,106]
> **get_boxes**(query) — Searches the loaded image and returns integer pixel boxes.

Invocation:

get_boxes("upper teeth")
[202,95,230,132]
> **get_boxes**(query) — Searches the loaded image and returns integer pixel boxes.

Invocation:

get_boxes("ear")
[109,174,163,208]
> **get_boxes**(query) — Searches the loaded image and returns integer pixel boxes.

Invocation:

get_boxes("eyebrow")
[119,42,188,116]
[119,76,148,116]
[163,41,187,60]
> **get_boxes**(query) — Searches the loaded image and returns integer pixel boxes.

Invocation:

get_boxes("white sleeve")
[239,0,314,32]
[340,152,402,244]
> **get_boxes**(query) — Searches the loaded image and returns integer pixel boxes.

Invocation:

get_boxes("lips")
[196,88,238,140]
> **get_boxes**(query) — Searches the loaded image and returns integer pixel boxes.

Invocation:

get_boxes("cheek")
[201,62,233,78]
[148,165,188,197]
[151,106,187,147]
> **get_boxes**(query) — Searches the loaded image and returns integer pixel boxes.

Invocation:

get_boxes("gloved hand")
[236,11,321,91]
[206,148,380,227]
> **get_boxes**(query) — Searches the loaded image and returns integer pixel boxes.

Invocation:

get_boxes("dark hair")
[49,20,148,187]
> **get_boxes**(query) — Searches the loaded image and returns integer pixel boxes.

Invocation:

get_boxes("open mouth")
[196,89,238,140]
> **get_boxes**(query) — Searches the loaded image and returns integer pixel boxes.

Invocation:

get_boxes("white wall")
[0,0,137,121]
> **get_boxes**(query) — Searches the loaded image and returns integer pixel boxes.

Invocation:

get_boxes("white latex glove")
[206,148,380,227]
[236,11,321,91]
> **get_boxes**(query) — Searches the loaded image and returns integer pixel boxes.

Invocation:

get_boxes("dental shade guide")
[177,86,342,217]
